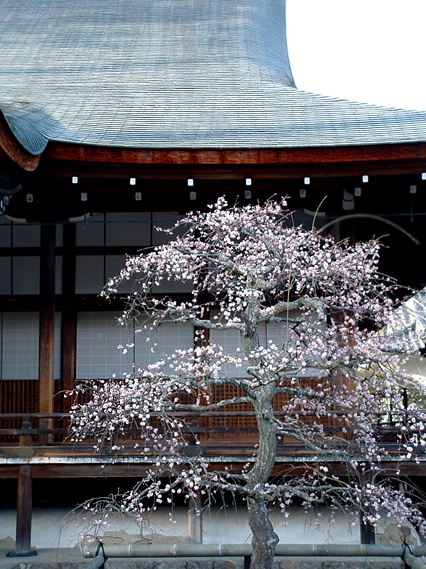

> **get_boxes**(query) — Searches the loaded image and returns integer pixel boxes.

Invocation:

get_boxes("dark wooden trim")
[0,112,40,172]
[1,460,425,479]
[0,293,191,312]
[37,158,426,181]
[0,246,145,257]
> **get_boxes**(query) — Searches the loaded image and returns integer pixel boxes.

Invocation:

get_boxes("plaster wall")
[0,505,361,550]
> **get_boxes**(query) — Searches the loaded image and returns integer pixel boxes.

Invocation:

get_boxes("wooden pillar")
[188,492,203,544]
[16,465,33,554]
[61,312,76,414]
[39,224,56,440]
[195,323,210,445]
[360,468,375,545]
[360,516,375,545]
[61,224,77,415]
[7,421,36,558]
[189,309,207,544]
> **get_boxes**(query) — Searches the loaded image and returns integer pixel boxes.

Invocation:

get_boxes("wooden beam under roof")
[3,135,426,180]
[40,141,426,177]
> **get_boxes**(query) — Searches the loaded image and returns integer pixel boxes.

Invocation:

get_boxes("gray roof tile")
[1,0,426,155]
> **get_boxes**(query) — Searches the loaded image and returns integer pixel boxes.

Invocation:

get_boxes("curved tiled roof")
[1,0,426,155]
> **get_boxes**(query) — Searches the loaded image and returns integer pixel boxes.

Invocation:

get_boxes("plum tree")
[70,197,426,569]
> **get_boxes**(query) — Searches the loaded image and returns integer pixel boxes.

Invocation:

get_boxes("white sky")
[286,0,426,111]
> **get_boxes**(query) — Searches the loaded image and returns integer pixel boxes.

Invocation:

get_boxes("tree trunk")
[247,384,279,569]
[247,497,279,569]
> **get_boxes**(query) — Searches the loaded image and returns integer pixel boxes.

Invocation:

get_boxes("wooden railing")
[0,378,408,453]
[0,380,64,442]
[0,378,331,445]
[0,411,404,458]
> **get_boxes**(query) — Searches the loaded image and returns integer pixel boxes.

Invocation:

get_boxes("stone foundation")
[0,554,405,569]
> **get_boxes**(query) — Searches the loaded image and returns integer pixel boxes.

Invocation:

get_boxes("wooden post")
[61,224,77,416]
[360,517,375,545]
[360,467,375,545]
[195,323,210,446]
[61,311,76,415]
[7,421,36,557]
[188,492,203,544]
[39,224,56,443]
[16,465,33,554]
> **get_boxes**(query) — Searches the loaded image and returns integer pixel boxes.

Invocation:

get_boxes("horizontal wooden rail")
[0,410,413,457]
[0,410,413,418]
[0,413,68,420]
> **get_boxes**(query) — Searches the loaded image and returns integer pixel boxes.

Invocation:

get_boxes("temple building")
[1,0,426,555]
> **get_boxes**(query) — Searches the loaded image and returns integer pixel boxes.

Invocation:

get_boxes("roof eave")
[0,111,41,171]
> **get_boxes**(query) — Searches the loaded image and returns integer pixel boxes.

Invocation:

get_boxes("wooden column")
[61,312,76,414]
[360,515,375,544]
[16,465,33,554]
[188,321,206,544]
[188,492,203,544]
[61,224,77,414]
[360,468,375,545]
[39,224,56,440]
[7,421,36,557]
[195,323,210,446]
